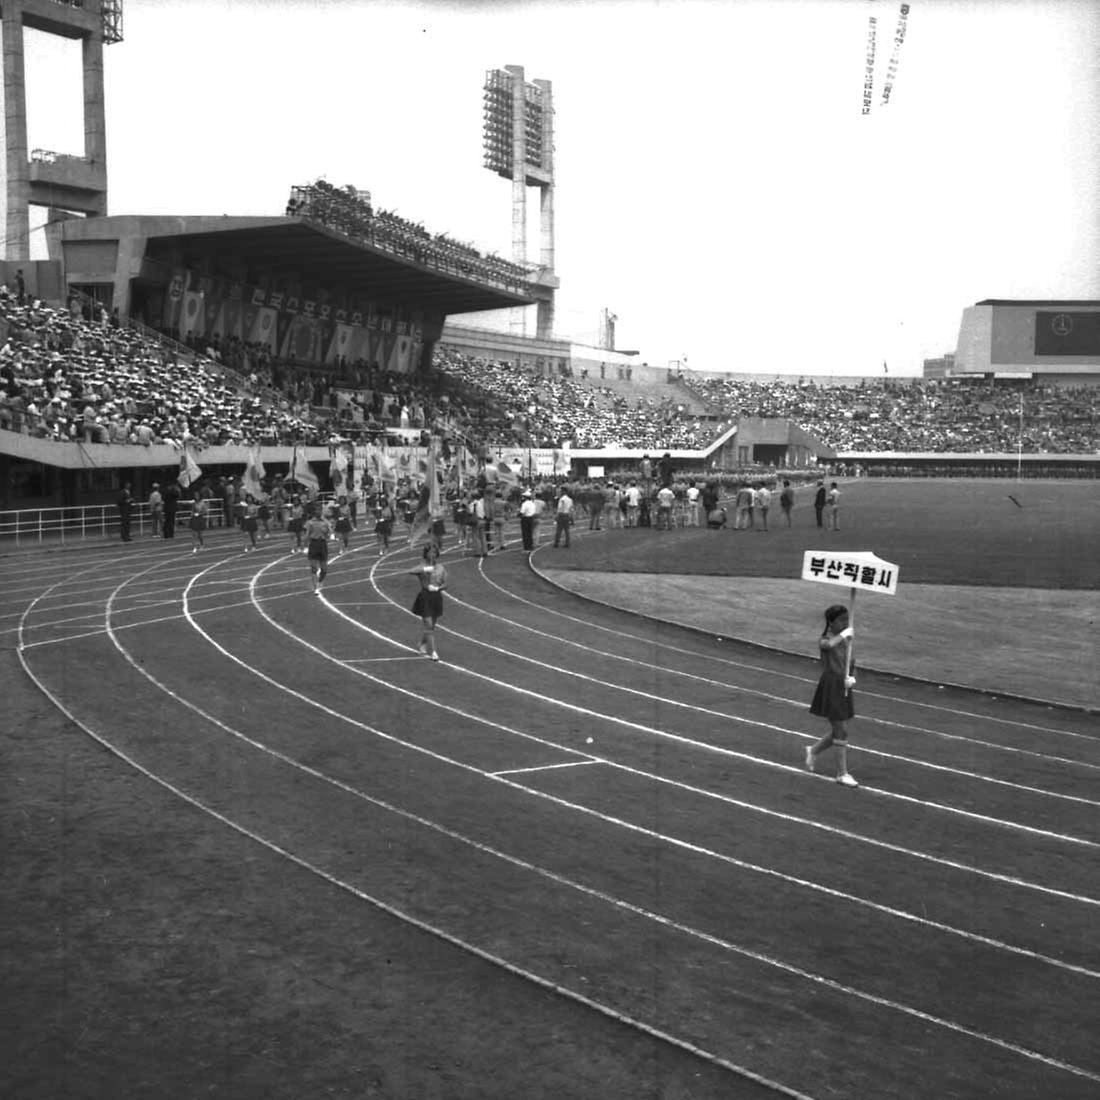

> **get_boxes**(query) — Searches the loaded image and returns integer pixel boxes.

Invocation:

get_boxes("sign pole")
[846,586,857,690]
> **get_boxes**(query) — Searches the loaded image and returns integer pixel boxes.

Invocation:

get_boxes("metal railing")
[0,500,226,548]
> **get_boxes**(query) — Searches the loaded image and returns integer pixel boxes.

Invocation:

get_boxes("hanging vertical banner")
[880,4,910,106]
[862,4,878,115]
[179,290,206,337]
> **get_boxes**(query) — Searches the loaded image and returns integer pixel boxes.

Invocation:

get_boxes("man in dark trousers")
[118,483,133,541]
[162,481,181,539]
[814,480,827,528]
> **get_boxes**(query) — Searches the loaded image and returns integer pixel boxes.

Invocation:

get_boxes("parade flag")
[178,447,202,488]
[485,458,520,489]
[408,441,444,550]
[243,445,266,500]
[289,446,319,494]
[330,444,349,493]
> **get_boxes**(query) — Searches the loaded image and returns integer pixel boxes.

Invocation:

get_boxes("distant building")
[922,353,955,380]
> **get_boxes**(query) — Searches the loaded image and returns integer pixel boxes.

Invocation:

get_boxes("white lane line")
[484,555,1096,739]
[24,575,1092,1088]
[472,564,1100,769]
[239,556,1100,908]
[343,568,1100,848]
[444,577,1100,799]
[14,650,818,1100]
[492,760,602,777]
[341,656,423,664]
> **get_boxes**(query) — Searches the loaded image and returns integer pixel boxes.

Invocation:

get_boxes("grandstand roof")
[974,300,1100,307]
[54,215,535,315]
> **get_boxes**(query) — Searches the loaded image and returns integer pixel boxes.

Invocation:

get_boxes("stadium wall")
[439,322,571,376]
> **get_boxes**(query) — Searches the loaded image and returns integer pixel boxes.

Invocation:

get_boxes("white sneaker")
[430,652,440,662]
[417,643,427,655]
[836,773,859,787]
[804,746,815,773]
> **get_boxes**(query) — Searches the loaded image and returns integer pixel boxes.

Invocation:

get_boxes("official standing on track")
[411,544,447,661]
[805,604,858,787]
[117,483,133,542]
[519,489,537,550]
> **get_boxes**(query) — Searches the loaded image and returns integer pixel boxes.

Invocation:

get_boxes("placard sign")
[801,550,899,595]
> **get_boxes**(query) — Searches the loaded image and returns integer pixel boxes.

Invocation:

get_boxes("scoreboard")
[1034,311,1100,356]
[954,301,1100,377]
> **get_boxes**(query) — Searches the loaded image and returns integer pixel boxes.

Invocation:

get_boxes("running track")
[7,524,1100,1099]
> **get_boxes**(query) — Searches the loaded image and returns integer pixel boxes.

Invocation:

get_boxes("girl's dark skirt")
[287,517,303,534]
[335,517,352,534]
[243,516,258,533]
[412,589,443,619]
[810,673,854,721]
[189,514,206,532]
[307,537,328,562]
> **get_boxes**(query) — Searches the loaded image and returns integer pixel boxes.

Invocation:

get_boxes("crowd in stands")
[3,284,1097,460]
[285,180,533,294]
[0,290,326,447]
[685,375,1100,454]
[432,345,706,451]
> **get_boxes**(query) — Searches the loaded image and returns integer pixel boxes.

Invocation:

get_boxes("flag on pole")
[484,458,520,490]
[289,446,319,495]
[330,444,349,493]
[243,445,265,500]
[178,447,202,488]
[408,439,443,550]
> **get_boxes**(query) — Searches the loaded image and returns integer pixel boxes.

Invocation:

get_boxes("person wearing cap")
[552,487,574,549]
[805,604,859,787]
[519,489,537,550]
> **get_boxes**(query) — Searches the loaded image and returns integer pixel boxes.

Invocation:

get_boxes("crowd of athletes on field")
[1,281,1098,458]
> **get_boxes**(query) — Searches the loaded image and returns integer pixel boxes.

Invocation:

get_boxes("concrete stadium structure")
[953,300,1100,384]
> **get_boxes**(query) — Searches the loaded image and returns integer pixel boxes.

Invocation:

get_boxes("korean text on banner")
[801,550,899,595]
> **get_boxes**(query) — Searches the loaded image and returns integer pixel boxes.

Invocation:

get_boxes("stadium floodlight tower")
[483,65,559,338]
[0,0,123,260]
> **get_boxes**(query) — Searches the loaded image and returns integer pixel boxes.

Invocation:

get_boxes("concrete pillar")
[1,2,29,260]
[83,30,106,213]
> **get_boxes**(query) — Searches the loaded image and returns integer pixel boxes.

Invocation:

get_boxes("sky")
[25,0,1100,376]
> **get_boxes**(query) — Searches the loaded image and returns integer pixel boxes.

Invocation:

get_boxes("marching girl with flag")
[410,543,447,662]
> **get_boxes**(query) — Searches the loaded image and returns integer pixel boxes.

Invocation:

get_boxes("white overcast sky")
[26,0,1100,375]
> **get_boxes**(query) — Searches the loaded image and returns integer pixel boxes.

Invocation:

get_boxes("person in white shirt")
[655,484,675,530]
[686,480,701,527]
[755,484,772,532]
[553,489,574,548]
[826,482,842,530]
[624,481,641,528]
[469,492,488,556]
[519,489,538,550]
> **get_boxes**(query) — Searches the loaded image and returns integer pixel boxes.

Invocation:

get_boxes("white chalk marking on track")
[238,555,1100,909]
[18,632,815,1100]
[49,565,1096,1083]
[347,564,1100,848]
[25,555,1090,1083]
[444,578,1100,801]
[492,760,603,777]
[485,550,1096,739]
[475,562,1100,765]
